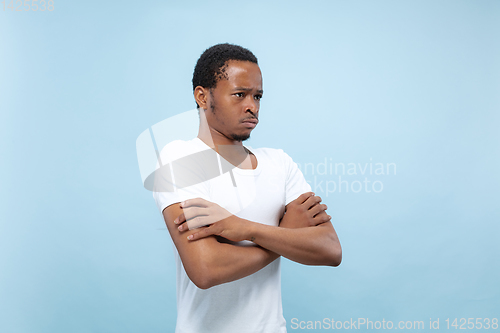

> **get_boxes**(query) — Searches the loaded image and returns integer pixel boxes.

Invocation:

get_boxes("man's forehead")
[219,60,262,85]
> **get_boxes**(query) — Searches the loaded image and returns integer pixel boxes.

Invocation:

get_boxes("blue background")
[1,1,499,332]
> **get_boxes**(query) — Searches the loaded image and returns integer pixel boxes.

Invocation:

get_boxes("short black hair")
[192,43,258,107]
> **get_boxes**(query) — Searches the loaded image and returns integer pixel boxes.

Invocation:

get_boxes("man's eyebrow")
[233,87,264,94]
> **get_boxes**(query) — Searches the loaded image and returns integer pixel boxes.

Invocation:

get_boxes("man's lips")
[241,118,258,128]
[241,118,258,124]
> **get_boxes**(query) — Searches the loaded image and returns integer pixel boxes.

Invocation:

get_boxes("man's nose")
[245,97,258,116]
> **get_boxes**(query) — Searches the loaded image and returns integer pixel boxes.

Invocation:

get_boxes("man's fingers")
[310,203,328,217]
[181,206,206,221]
[174,212,186,225]
[296,192,315,205]
[180,197,209,208]
[174,207,206,226]
[177,215,207,231]
[187,216,217,230]
[304,195,322,210]
[187,225,217,241]
[314,211,332,224]
[285,192,314,213]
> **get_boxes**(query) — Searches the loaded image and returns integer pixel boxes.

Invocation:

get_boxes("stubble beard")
[210,99,251,142]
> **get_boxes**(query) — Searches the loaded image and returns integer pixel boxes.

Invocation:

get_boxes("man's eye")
[254,95,262,100]
[235,92,244,97]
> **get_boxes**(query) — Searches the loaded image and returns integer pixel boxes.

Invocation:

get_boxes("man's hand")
[280,192,331,229]
[185,215,254,243]
[175,198,254,242]
[175,198,232,231]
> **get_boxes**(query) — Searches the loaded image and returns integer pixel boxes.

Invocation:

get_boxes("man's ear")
[194,86,209,110]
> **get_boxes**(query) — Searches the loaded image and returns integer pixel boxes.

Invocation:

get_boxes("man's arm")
[247,221,341,266]
[163,203,279,289]
[181,193,342,267]
[259,192,342,266]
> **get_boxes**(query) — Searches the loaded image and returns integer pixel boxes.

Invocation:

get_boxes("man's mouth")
[241,118,258,124]
[241,118,258,128]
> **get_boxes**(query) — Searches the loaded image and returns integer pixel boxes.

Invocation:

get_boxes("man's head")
[192,43,258,105]
[193,44,263,143]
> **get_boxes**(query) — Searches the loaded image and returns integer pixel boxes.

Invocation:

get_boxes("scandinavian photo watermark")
[290,317,499,330]
[1,0,54,11]
[297,158,397,195]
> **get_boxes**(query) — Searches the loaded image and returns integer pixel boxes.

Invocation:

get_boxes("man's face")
[206,60,263,142]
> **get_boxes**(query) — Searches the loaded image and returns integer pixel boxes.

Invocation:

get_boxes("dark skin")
[162,60,341,289]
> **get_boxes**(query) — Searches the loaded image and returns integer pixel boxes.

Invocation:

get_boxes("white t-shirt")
[153,137,311,333]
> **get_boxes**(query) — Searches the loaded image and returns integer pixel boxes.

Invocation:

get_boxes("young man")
[153,43,341,333]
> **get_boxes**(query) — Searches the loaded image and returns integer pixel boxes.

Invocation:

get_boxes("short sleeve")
[281,150,312,206]
[152,140,212,213]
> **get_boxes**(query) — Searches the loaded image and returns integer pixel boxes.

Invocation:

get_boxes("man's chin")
[230,133,251,142]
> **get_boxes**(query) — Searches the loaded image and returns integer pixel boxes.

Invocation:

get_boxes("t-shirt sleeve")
[152,140,211,213]
[281,150,312,206]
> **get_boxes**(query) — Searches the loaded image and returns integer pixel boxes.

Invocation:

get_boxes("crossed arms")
[162,191,342,289]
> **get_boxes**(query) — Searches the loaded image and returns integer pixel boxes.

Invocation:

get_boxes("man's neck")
[197,130,255,170]
[198,127,241,150]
